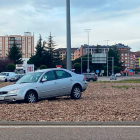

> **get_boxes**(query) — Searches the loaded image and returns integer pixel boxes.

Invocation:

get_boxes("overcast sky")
[0,0,140,51]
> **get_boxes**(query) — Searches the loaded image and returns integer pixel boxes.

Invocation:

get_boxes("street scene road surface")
[98,75,140,81]
[0,126,140,140]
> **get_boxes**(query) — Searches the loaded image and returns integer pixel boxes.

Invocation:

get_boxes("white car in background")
[115,73,121,77]
[0,72,15,82]
[0,68,87,103]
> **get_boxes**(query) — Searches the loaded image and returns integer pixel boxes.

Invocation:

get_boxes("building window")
[125,57,127,59]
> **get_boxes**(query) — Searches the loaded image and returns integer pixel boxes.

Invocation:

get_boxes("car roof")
[35,68,77,75]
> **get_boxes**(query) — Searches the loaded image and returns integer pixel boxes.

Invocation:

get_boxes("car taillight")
[83,76,86,81]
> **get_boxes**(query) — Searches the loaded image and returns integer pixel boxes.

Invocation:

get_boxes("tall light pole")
[85,29,91,73]
[105,40,109,77]
[66,0,71,70]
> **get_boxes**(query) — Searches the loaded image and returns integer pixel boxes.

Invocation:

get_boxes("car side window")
[55,70,71,79]
[42,71,55,81]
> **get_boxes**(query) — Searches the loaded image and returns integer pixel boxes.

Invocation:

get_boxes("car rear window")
[84,74,91,76]
[55,70,71,79]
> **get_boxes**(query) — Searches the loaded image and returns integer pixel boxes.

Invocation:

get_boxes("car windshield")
[15,75,20,78]
[16,72,43,84]
[0,73,6,76]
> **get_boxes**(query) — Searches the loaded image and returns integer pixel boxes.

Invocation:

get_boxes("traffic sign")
[96,70,99,73]
[101,70,104,73]
[87,69,90,73]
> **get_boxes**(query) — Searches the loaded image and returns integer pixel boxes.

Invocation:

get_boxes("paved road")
[98,75,140,81]
[0,125,140,140]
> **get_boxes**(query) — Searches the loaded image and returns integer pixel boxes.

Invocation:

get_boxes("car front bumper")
[0,94,24,102]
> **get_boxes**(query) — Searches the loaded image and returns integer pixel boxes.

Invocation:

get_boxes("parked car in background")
[115,73,121,77]
[0,68,87,103]
[0,72,15,82]
[83,73,98,82]
[110,74,117,80]
[9,74,24,82]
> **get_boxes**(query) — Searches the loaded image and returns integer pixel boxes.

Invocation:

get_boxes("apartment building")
[55,48,78,60]
[0,32,34,58]
[130,52,140,69]
[74,43,133,68]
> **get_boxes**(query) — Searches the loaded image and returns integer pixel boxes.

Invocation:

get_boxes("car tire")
[71,85,81,99]
[5,79,7,82]
[90,79,93,82]
[25,91,38,103]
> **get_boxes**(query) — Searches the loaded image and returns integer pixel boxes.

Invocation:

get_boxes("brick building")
[55,48,78,60]
[0,32,34,58]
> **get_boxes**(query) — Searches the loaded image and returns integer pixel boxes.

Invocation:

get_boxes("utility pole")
[66,0,71,70]
[105,40,109,77]
[112,57,114,74]
[85,29,91,73]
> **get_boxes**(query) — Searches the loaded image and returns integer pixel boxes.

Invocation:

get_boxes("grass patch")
[111,85,133,89]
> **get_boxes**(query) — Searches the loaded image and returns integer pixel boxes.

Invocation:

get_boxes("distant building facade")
[74,43,138,69]
[0,32,34,58]
[55,48,78,60]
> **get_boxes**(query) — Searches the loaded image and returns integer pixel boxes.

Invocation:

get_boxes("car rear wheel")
[5,79,7,82]
[25,91,38,103]
[71,86,81,99]
[90,79,93,82]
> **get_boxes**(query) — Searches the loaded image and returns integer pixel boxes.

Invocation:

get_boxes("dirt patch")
[0,82,140,122]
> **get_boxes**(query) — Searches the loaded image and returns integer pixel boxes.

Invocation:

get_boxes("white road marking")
[0,125,140,128]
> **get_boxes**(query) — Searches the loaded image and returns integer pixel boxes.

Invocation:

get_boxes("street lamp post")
[105,40,109,77]
[85,29,91,73]
[66,0,71,70]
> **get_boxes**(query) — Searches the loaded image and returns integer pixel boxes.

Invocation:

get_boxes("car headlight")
[8,89,19,94]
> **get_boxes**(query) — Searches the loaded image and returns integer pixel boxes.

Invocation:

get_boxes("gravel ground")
[0,82,140,122]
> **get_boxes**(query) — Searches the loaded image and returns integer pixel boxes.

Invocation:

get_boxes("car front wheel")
[71,86,81,99]
[25,91,38,103]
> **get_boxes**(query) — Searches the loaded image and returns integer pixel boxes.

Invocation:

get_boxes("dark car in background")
[83,73,98,82]
[110,74,117,80]
[9,74,24,82]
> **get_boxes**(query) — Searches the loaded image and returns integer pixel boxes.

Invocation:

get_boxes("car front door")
[38,71,59,98]
[54,70,73,95]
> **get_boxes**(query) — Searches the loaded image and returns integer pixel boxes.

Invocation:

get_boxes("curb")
[0,121,140,126]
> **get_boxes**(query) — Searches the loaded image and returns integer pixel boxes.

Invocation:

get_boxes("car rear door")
[54,70,73,96]
[38,71,59,98]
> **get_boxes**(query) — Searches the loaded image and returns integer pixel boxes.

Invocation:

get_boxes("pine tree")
[45,32,61,68]
[7,41,23,64]
[28,35,49,67]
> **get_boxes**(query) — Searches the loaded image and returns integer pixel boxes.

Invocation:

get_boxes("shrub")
[39,65,47,69]
[6,63,15,72]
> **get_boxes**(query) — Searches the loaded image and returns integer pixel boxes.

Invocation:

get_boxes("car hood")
[0,83,35,92]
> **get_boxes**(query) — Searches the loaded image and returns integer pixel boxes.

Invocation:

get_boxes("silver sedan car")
[0,68,87,103]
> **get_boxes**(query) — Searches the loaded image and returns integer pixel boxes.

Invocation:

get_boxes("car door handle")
[70,79,73,81]
[54,82,57,84]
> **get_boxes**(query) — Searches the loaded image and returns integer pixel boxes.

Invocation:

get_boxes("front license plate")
[0,97,4,100]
